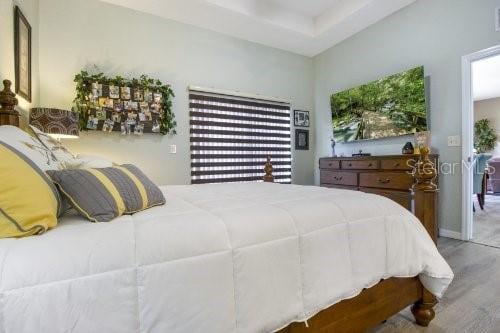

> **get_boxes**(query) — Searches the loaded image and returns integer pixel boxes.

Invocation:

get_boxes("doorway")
[462,45,500,245]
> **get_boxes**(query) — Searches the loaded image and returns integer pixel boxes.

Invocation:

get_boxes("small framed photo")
[294,110,310,127]
[295,129,309,150]
[109,85,120,99]
[121,86,131,100]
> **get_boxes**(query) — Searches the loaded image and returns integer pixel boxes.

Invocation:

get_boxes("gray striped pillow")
[47,164,165,222]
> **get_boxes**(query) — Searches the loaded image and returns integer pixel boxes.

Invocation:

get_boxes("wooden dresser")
[319,154,438,210]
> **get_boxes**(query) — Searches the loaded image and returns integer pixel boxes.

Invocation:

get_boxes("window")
[189,90,292,184]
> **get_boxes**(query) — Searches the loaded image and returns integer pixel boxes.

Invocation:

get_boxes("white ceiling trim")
[98,0,417,57]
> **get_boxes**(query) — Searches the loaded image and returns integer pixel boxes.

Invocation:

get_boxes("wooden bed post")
[411,146,438,243]
[263,156,274,183]
[0,80,20,127]
[410,146,438,327]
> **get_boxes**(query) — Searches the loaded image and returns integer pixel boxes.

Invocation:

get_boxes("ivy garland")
[73,70,176,135]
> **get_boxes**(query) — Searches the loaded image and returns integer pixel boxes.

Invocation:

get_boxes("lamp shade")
[30,108,79,139]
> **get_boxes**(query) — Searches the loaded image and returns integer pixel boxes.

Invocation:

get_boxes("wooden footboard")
[278,277,434,333]
[265,148,439,331]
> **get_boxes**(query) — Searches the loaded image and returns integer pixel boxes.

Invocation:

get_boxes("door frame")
[461,45,500,240]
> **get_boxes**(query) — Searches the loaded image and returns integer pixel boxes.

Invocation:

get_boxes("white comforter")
[0,183,453,333]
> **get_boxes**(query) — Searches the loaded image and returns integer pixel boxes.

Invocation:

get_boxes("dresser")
[319,154,438,210]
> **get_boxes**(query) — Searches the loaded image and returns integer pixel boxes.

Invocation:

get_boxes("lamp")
[30,108,79,140]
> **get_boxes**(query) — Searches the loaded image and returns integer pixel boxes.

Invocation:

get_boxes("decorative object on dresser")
[403,141,415,154]
[268,151,442,332]
[295,129,309,150]
[319,153,439,214]
[14,6,32,102]
[30,108,79,140]
[0,80,20,127]
[293,110,309,127]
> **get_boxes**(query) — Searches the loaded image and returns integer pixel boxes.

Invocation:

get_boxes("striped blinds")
[189,90,292,184]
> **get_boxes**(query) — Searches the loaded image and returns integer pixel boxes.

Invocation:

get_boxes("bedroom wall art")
[73,70,176,135]
[331,66,427,143]
[14,6,32,102]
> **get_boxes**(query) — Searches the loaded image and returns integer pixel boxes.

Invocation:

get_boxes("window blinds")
[189,90,292,184]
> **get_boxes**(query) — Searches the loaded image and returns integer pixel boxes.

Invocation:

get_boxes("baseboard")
[439,228,462,240]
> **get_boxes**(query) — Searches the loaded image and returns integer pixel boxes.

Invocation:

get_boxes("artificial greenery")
[73,69,176,135]
[474,119,496,153]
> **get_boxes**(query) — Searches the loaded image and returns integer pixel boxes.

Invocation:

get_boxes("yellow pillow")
[0,141,62,238]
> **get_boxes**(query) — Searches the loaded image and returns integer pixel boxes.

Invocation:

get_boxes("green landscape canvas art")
[331,66,427,143]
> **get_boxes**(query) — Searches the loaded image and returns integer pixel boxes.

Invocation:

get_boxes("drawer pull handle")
[394,163,400,167]
[328,163,332,167]
[348,163,352,167]
[378,178,391,184]
[333,176,343,181]
[368,163,373,167]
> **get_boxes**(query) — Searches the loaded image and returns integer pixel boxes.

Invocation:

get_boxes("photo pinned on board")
[96,109,107,121]
[86,116,99,130]
[133,88,144,101]
[121,86,131,100]
[91,82,102,98]
[102,119,114,133]
[144,90,153,102]
[109,85,120,99]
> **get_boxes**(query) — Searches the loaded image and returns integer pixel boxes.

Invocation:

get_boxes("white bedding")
[0,183,453,333]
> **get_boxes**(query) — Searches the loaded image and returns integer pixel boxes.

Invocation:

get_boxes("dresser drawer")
[341,160,378,170]
[319,159,340,169]
[360,188,412,210]
[320,171,358,186]
[359,172,413,190]
[322,184,358,191]
[380,158,416,171]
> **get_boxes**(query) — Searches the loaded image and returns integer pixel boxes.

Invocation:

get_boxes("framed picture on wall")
[294,110,310,127]
[295,129,309,150]
[14,6,32,102]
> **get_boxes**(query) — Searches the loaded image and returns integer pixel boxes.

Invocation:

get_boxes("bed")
[0,178,452,332]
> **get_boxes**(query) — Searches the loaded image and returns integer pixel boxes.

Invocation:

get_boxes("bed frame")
[265,150,439,332]
[2,77,438,331]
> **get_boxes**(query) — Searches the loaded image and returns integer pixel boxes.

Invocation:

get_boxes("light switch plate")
[169,144,177,154]
[447,135,460,147]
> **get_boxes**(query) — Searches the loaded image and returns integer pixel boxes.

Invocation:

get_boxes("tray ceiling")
[99,0,416,57]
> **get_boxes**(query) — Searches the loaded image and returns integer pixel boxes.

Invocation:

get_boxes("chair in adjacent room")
[473,154,493,211]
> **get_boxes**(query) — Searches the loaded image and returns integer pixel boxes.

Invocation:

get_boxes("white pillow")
[29,125,76,163]
[0,125,61,171]
[60,154,115,169]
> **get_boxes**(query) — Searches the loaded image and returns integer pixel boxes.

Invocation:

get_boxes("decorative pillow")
[59,154,115,169]
[29,125,76,163]
[0,125,60,171]
[47,165,165,222]
[0,141,63,238]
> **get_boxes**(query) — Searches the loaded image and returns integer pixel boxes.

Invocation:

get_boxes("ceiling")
[98,0,416,57]
[473,55,500,101]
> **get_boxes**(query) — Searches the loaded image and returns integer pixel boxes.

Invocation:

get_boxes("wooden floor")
[369,238,500,333]
[472,194,500,248]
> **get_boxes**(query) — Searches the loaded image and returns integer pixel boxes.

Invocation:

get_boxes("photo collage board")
[87,82,164,135]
